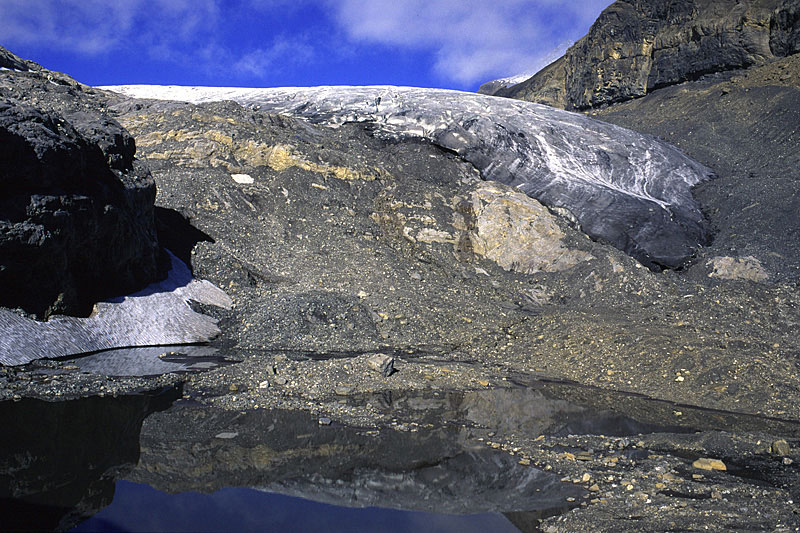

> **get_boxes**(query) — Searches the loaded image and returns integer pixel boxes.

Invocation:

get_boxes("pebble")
[215,432,238,439]
[318,417,332,425]
[275,377,288,385]
[771,439,790,456]
[692,458,727,471]
[258,381,270,390]
[366,354,394,377]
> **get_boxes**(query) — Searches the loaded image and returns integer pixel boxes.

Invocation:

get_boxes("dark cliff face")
[496,0,800,110]
[0,47,164,318]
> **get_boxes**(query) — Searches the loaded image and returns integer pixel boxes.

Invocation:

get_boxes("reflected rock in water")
[0,386,180,531]
[129,404,584,516]
[0,253,231,365]
[68,345,229,377]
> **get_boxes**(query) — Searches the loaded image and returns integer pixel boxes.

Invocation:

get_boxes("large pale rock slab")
[455,182,593,274]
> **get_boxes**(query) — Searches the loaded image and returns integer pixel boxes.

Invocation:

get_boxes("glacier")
[103,85,714,270]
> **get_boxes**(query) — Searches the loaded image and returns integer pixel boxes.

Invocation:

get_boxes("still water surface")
[72,481,520,533]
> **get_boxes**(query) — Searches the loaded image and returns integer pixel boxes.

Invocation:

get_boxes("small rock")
[357,290,369,299]
[334,385,354,396]
[229,384,239,392]
[783,457,793,465]
[215,432,238,439]
[519,458,531,466]
[275,377,288,385]
[771,439,791,456]
[410,272,422,280]
[693,457,726,471]
[258,381,270,390]
[318,417,332,425]
[589,484,600,492]
[582,473,592,482]
[366,354,394,377]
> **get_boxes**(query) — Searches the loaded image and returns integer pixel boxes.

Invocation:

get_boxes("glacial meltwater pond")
[2,352,800,532]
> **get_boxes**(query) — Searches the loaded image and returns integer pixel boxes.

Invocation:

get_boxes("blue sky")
[0,0,612,91]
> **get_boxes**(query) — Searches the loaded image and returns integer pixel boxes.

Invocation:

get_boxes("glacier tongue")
[102,84,713,269]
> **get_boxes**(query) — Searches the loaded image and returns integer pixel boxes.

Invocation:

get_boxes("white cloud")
[327,0,613,84]
[0,0,221,54]
[233,38,316,78]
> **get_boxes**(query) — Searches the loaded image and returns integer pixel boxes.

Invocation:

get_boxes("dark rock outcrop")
[0,48,163,317]
[496,0,800,110]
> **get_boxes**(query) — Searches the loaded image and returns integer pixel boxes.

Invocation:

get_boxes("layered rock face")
[0,49,163,317]
[495,0,800,110]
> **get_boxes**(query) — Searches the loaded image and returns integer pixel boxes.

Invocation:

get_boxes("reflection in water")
[5,375,799,531]
[67,345,231,377]
[0,386,181,532]
[129,404,585,516]
[73,481,521,533]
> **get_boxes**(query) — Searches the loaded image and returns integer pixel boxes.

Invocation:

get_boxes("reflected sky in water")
[72,481,520,533]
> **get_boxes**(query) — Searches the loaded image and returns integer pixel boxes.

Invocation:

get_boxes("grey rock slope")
[496,0,800,109]
[0,57,163,318]
[103,85,713,270]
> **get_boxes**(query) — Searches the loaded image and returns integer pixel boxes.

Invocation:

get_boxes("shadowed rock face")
[496,0,800,110]
[0,61,164,317]
[103,85,713,269]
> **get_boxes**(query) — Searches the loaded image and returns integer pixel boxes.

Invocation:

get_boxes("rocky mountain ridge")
[491,0,800,110]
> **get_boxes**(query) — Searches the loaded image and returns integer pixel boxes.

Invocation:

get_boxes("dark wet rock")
[496,0,800,110]
[0,81,162,318]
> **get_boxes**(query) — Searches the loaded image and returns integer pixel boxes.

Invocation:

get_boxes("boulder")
[0,100,163,317]
[453,182,594,275]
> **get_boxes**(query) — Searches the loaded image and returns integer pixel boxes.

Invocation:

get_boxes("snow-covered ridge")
[102,84,713,269]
